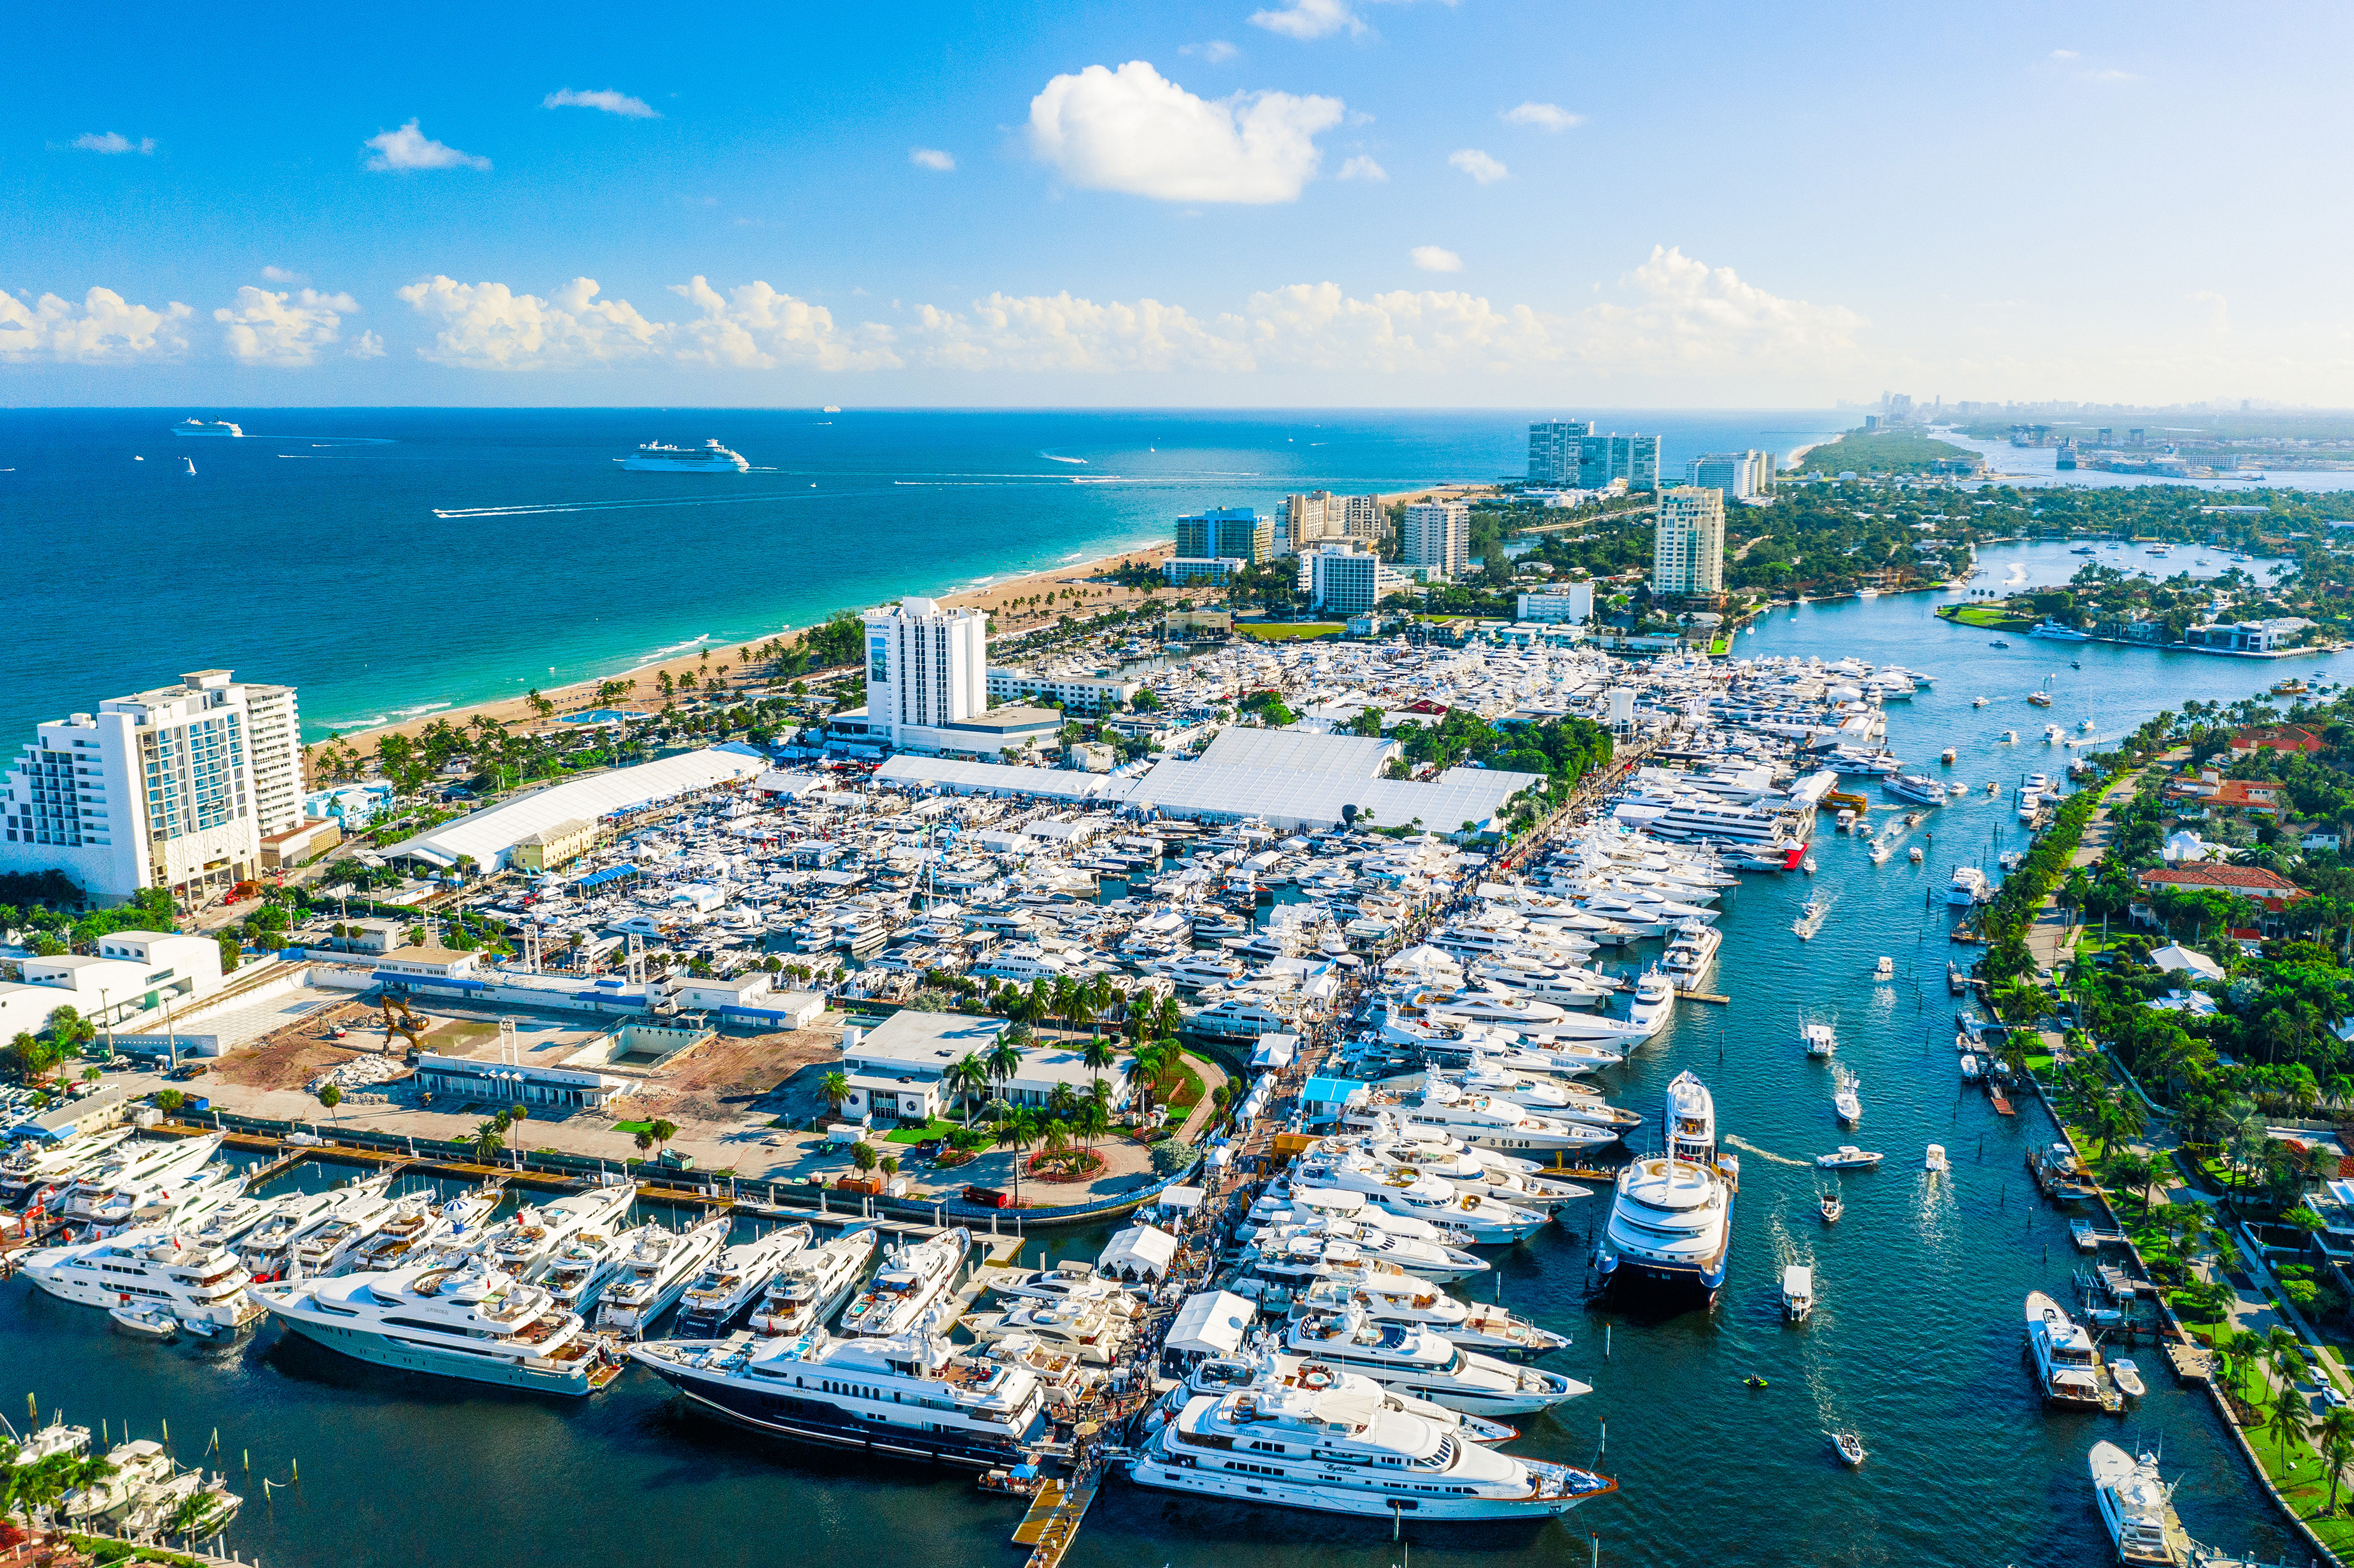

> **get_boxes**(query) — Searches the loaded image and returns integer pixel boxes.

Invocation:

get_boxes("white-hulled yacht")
[0,1127,134,1207]
[72,1165,243,1239]
[2026,1291,2115,1409]
[473,1183,638,1283]
[840,1227,972,1337]
[629,1323,1049,1467]
[254,1256,623,1394]
[1510,970,1676,1046]
[675,1224,812,1337]
[1158,1347,1520,1445]
[238,1174,397,1283]
[541,1220,646,1316]
[56,1133,227,1224]
[1338,1128,1592,1212]
[1131,1384,1615,1520]
[621,438,748,472]
[1246,1223,1489,1289]
[985,1261,1145,1319]
[595,1212,733,1334]
[1281,1307,1586,1416]
[22,1226,265,1331]
[2089,1441,2188,1566]
[348,1186,500,1273]
[1285,1152,1548,1242]
[1594,1072,1735,1303]
[286,1184,409,1279]
[751,1225,878,1336]
[1288,1271,1570,1359]
[1352,1087,1608,1158]
[962,1295,1136,1364]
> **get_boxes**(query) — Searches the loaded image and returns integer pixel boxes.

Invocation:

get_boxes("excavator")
[378,994,430,1061]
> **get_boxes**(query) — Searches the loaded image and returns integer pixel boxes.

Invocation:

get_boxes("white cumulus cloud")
[1409,245,1462,273]
[1336,155,1387,181]
[1249,0,1362,39]
[1027,61,1343,204]
[670,278,902,371]
[1182,40,1240,62]
[394,276,665,369]
[365,120,491,172]
[261,265,309,284]
[214,285,358,367]
[349,329,386,359]
[910,148,955,171]
[1448,148,1507,184]
[910,294,1252,374]
[1578,245,1865,369]
[1502,101,1581,131]
[543,88,660,118]
[72,132,154,155]
[0,288,192,363]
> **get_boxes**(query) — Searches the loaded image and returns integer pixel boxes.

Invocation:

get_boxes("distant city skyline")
[5,0,2350,407]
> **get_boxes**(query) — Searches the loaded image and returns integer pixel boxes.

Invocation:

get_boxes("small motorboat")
[1830,1431,1866,1467]
[1971,696,1989,708]
[109,1304,178,1340]
[1907,846,1924,863]
[2110,1358,2147,1400]
[1925,1144,1949,1173]
[1959,1053,1981,1081]
[1800,1020,1836,1057]
[1801,856,1818,875]
[177,1316,223,1341]
[1814,1146,1883,1170]
[1743,1374,1770,1389]
[1834,1071,1864,1124]
[1873,956,1895,981]
[1820,1193,1843,1223]
[1989,639,2010,649]
[1939,748,1956,764]
[1781,1265,1814,1324]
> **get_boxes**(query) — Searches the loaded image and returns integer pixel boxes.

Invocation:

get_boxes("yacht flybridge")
[752,1226,878,1337]
[1281,1307,1586,1416]
[841,1227,972,1337]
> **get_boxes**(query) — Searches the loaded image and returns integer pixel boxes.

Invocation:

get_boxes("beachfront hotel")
[842,598,1060,756]
[0,669,305,904]
[1401,500,1470,581]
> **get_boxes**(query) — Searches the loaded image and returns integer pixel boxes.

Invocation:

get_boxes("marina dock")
[1011,1469,1104,1567]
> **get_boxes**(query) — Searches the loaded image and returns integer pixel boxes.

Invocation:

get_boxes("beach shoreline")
[318,540,1179,759]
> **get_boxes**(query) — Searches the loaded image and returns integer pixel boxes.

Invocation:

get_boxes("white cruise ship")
[22,1227,265,1332]
[172,419,245,437]
[620,439,748,472]
[1594,1072,1735,1302]
[629,1324,1049,1467]
[255,1256,623,1394]
[840,1227,970,1337]
[752,1225,877,1336]
[676,1224,812,1337]
[2089,1441,2187,1565]
[1281,1307,1585,1416]
[1132,1384,1614,1521]
[595,1213,732,1334]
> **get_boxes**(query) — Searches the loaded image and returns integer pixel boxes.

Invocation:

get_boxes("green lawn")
[611,1119,654,1134]
[1238,622,1344,641]
[1943,604,2033,629]
[1158,1051,1209,1111]
[884,1117,960,1144]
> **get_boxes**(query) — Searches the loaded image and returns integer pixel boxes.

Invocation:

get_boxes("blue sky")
[5,0,2349,407]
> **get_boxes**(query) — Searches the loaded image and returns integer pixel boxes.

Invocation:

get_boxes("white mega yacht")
[839,1227,972,1338]
[254,1256,624,1394]
[2026,1291,2114,1409]
[56,1133,227,1224]
[2089,1441,2187,1566]
[475,1184,639,1283]
[1288,1272,1570,1359]
[595,1213,733,1335]
[1594,1072,1735,1303]
[238,1174,397,1283]
[751,1226,879,1336]
[22,1227,265,1332]
[1131,1384,1615,1520]
[0,1127,133,1207]
[629,1324,1049,1467]
[675,1224,812,1337]
[1281,1307,1586,1416]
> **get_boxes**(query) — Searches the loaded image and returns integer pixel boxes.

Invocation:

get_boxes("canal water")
[6,543,2325,1568]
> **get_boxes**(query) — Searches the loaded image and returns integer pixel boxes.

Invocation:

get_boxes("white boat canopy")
[1098,1223,1180,1281]
[1163,1289,1257,1361]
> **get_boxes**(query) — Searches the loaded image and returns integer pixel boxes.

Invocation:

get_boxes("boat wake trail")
[431,491,819,520]
[1723,1136,1807,1170]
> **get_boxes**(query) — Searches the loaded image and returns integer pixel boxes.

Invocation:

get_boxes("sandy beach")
[320,541,1178,761]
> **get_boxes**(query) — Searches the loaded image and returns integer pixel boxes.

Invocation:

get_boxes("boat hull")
[272,1314,603,1396]
[637,1359,1032,1468]
[1126,1456,1590,1519]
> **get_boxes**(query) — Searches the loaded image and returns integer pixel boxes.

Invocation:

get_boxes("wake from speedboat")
[1723,1136,1808,1170]
[1039,452,1088,465]
[431,491,819,520]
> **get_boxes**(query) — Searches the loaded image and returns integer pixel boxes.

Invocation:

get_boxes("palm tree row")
[0,1444,115,1529]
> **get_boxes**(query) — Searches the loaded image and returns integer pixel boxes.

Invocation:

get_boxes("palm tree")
[2323,1405,2354,1514]
[471,1120,506,1165]
[2270,1381,2310,1468]
[995,1107,1042,1203]
[945,1053,989,1127]
[986,1032,1024,1106]
[1048,1082,1079,1124]
[2232,1328,2268,1406]
[1076,1094,1111,1158]
[818,1069,852,1120]
[1080,1036,1117,1097]
[1124,1043,1167,1116]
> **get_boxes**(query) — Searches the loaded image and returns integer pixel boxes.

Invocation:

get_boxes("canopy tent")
[1097,1223,1179,1282]
[2148,943,2225,982]
[1162,1290,1257,1363]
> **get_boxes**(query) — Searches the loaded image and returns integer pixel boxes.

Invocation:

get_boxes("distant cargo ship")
[173,419,244,438]
[621,440,749,473]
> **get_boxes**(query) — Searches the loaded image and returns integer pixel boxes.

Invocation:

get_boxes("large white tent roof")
[873,755,1119,801]
[387,744,769,868]
[1126,759,1543,834]
[1196,727,1398,778]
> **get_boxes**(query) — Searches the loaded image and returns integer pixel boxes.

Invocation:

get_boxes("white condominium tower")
[1684,450,1778,500]
[1400,500,1470,580]
[1651,487,1726,596]
[0,670,302,904]
[862,598,990,748]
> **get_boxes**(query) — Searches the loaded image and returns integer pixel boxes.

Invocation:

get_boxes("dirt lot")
[621,1026,844,1130]
[205,1000,403,1092]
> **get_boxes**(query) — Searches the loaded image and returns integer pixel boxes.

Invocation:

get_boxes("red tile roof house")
[2135,863,2310,912]
[2169,768,2287,815]
[2230,724,2328,757]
